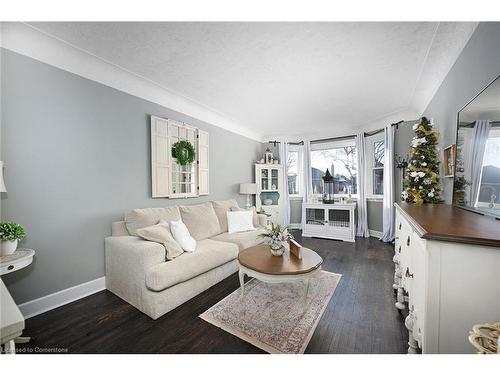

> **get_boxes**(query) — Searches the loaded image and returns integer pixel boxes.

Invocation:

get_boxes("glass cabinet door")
[271,169,279,190]
[261,169,269,190]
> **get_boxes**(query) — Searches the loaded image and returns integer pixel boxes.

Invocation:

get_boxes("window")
[287,145,303,196]
[310,140,358,196]
[372,138,385,196]
[478,128,500,206]
[365,134,384,197]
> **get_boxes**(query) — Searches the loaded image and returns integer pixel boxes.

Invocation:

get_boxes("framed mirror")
[453,74,500,218]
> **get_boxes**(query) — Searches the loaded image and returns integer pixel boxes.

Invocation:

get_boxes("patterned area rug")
[199,270,341,354]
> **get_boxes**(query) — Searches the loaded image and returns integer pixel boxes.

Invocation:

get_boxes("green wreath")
[171,140,196,166]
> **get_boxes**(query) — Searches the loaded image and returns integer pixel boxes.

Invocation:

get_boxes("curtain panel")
[381,124,395,242]
[355,133,369,237]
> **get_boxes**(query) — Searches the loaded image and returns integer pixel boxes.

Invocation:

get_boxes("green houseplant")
[0,222,26,256]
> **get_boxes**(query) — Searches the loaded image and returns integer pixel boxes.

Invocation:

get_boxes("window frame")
[365,133,385,199]
[287,144,303,198]
[310,139,358,198]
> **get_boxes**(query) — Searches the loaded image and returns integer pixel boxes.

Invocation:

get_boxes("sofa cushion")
[230,206,260,228]
[125,206,181,236]
[169,219,196,252]
[136,220,183,260]
[179,202,221,240]
[145,239,238,291]
[212,199,239,233]
[227,211,255,234]
[211,228,266,251]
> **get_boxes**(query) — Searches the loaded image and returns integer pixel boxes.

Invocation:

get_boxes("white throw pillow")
[227,211,256,234]
[169,219,197,252]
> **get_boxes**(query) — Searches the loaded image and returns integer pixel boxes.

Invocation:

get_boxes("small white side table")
[1,249,35,276]
[0,249,35,354]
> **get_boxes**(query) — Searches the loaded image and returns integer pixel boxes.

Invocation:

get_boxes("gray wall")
[1,49,262,304]
[394,120,419,202]
[367,200,382,232]
[424,22,500,203]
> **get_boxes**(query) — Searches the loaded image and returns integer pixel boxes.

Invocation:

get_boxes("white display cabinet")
[255,164,284,225]
[301,202,356,242]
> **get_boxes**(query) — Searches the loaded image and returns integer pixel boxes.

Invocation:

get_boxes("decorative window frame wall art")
[150,115,209,198]
[443,144,456,178]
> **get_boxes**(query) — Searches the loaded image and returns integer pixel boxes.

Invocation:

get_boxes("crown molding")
[0,22,263,142]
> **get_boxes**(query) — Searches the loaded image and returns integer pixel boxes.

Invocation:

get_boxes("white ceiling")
[27,22,478,141]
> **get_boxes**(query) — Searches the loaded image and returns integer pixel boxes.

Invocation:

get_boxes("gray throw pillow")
[136,220,184,260]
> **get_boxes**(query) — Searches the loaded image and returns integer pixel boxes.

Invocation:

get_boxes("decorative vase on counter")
[1,239,18,256]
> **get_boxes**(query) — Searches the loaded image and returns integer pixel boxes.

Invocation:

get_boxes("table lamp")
[239,183,257,209]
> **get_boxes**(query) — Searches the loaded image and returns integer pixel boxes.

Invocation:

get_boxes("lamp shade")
[239,183,257,195]
[0,161,6,193]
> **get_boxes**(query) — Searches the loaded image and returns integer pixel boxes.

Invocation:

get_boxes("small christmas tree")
[401,117,443,205]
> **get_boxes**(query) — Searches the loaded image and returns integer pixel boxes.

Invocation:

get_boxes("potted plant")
[258,223,294,256]
[0,222,26,256]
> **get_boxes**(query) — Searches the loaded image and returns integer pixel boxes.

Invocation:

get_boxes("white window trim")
[365,133,384,199]
[288,144,303,198]
[310,139,359,198]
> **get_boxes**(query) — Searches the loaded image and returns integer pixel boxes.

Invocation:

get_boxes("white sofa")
[105,199,266,319]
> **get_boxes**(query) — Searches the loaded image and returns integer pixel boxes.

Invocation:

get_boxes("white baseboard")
[18,276,106,319]
[369,229,383,238]
[289,223,302,230]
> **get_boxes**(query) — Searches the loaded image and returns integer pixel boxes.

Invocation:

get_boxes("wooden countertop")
[395,203,500,247]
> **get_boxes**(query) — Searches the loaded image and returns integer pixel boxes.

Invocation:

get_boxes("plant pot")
[1,239,18,256]
[269,242,285,256]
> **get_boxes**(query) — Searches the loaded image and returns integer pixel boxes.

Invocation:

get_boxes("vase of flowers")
[258,223,294,256]
[0,222,26,256]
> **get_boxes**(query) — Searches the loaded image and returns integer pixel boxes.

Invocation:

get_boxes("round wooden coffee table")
[238,244,323,306]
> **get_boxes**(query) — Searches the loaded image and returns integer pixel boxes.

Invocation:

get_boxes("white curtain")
[470,120,491,207]
[355,132,369,237]
[278,139,290,226]
[381,124,395,242]
[303,140,313,202]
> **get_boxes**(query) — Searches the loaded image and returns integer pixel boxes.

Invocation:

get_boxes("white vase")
[269,241,285,256]
[1,239,18,256]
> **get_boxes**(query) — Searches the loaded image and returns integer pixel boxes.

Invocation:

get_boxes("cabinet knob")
[406,236,411,246]
[405,267,414,278]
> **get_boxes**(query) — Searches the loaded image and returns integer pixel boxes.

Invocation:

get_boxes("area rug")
[199,270,341,354]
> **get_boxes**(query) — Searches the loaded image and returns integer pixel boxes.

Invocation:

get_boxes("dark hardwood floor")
[18,233,408,354]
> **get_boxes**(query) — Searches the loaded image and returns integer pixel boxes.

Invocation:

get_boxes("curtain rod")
[267,120,405,146]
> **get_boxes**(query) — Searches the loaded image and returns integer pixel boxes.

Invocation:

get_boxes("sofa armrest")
[105,236,165,276]
[256,213,268,228]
